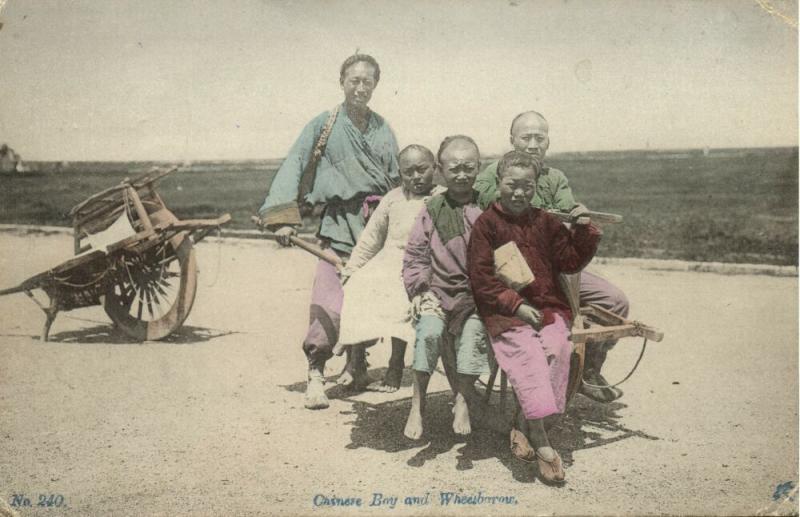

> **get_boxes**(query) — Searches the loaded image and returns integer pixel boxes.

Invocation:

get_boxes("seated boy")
[336,144,444,392]
[467,150,601,483]
[402,135,490,440]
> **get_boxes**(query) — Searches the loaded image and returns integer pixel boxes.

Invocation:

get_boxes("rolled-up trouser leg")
[489,316,572,419]
[303,257,344,370]
[455,313,490,376]
[411,314,445,374]
[580,270,629,357]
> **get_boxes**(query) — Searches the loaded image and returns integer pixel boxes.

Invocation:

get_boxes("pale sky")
[0,0,797,161]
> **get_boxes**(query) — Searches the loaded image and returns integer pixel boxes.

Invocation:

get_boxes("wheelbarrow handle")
[251,216,343,271]
[0,284,27,296]
[547,210,623,225]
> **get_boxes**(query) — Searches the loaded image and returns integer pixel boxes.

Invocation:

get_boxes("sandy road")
[0,231,797,516]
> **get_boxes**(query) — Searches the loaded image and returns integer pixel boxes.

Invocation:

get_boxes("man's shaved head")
[508,111,550,161]
[509,111,548,136]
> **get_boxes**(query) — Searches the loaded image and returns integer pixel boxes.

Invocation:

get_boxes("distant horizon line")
[15,144,798,163]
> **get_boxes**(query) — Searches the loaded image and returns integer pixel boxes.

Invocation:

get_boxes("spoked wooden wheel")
[103,234,198,341]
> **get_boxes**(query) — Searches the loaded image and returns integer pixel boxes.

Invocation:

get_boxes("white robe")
[338,185,444,346]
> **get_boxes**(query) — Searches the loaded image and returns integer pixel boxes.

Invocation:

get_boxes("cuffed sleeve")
[549,218,602,274]
[402,208,433,299]
[258,201,303,230]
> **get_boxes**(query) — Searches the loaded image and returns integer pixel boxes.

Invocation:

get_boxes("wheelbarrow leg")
[42,303,60,342]
[25,290,59,342]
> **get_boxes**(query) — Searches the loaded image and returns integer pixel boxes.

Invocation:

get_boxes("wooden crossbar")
[571,323,663,344]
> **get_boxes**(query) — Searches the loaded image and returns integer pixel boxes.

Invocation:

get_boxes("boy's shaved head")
[436,135,480,164]
[497,150,542,180]
[399,144,435,163]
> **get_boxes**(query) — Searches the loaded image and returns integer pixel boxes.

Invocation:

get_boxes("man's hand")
[569,203,591,225]
[274,226,297,247]
[515,303,543,329]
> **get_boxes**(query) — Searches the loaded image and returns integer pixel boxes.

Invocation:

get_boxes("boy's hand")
[410,291,441,322]
[569,203,591,225]
[515,303,543,330]
[409,294,427,321]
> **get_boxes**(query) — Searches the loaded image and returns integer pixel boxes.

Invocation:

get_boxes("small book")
[494,241,535,291]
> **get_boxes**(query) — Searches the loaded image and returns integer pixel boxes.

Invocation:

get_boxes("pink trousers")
[489,315,572,420]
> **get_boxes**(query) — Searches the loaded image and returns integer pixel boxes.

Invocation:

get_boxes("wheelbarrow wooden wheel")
[103,234,198,341]
[565,341,586,404]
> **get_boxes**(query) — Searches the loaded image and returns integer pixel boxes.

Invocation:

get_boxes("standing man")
[472,111,629,403]
[258,54,399,410]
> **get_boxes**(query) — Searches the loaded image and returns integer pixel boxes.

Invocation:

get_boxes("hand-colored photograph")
[0,1,797,515]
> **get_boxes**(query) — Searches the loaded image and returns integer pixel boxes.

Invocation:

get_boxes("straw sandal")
[510,429,536,463]
[536,448,565,483]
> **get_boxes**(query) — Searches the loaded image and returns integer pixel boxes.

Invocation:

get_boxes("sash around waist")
[312,193,373,211]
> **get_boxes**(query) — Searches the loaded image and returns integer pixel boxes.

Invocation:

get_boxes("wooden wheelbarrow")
[0,167,231,342]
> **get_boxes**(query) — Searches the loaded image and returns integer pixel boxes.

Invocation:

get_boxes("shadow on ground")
[42,324,236,344]
[341,391,541,482]
[281,367,659,482]
[549,394,659,467]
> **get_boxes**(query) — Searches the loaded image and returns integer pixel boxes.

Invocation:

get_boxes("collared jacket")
[473,160,577,212]
[467,203,601,338]
[259,105,399,254]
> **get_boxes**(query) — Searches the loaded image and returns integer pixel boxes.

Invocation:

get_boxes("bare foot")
[338,346,372,390]
[337,370,354,386]
[404,405,424,439]
[452,394,471,435]
[305,371,329,410]
[381,364,404,391]
[365,381,399,393]
[365,365,403,392]
[338,367,372,391]
[349,369,373,391]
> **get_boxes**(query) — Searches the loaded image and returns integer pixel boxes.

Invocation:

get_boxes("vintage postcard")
[0,0,797,515]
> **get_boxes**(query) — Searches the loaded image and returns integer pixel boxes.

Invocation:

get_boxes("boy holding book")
[467,150,601,483]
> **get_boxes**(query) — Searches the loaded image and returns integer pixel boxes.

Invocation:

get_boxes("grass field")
[0,148,796,265]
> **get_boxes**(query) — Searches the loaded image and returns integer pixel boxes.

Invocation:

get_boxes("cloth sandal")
[580,373,624,403]
[510,429,536,463]
[536,449,565,483]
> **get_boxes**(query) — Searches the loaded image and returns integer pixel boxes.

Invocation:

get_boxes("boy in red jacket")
[467,150,601,483]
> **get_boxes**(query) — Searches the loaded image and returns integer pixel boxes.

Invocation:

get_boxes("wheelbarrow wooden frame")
[0,167,231,342]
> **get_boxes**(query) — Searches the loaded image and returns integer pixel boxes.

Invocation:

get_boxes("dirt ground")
[0,231,797,516]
